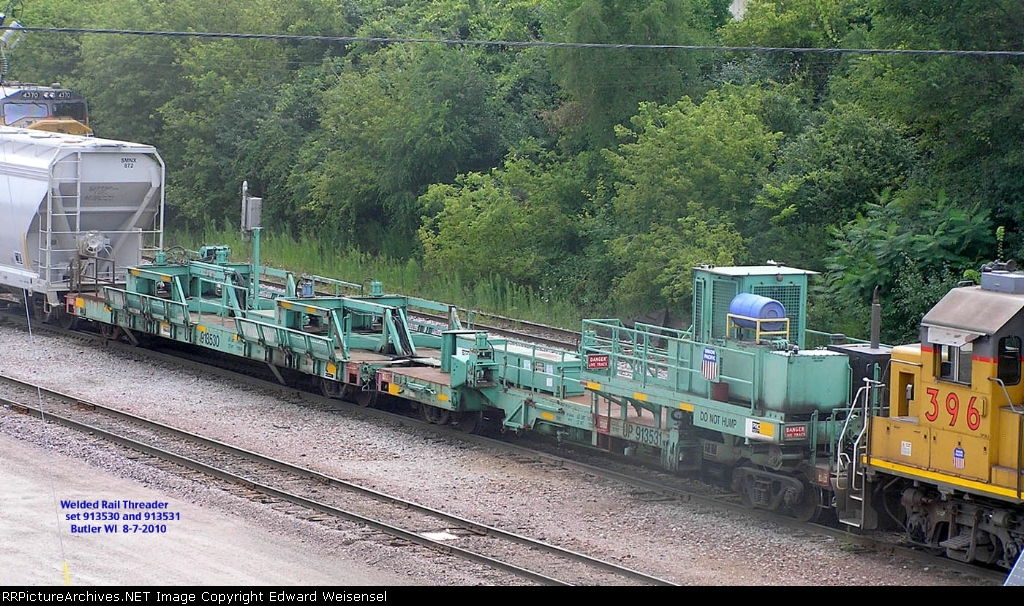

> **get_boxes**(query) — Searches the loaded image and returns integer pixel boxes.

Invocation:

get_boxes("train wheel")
[790,486,823,523]
[420,404,451,425]
[734,466,756,508]
[453,411,482,433]
[319,378,347,399]
[355,390,377,408]
[738,486,754,508]
[58,309,78,330]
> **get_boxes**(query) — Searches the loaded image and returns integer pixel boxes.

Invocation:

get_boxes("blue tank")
[729,293,786,331]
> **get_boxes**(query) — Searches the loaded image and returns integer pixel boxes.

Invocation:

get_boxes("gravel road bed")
[0,323,996,586]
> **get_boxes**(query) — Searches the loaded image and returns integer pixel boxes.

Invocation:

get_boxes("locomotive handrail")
[1018,412,1023,500]
[989,377,1020,413]
[847,378,884,494]
[840,383,870,459]
[847,385,869,494]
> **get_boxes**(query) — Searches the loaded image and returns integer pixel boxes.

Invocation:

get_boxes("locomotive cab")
[865,264,1024,568]
[0,83,92,136]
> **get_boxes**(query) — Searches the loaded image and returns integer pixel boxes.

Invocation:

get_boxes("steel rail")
[0,374,677,586]
[253,276,582,351]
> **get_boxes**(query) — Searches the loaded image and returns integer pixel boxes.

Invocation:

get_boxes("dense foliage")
[11,0,1024,341]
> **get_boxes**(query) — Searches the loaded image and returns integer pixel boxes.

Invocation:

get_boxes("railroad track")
[0,309,1005,585]
[0,372,676,586]
[408,308,579,351]
[254,275,582,351]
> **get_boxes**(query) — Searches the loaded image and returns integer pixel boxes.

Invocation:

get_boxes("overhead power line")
[10,26,1024,59]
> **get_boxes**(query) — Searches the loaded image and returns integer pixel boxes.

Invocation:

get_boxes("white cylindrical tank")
[0,126,164,304]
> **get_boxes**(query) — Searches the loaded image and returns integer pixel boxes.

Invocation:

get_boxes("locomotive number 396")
[924,387,982,431]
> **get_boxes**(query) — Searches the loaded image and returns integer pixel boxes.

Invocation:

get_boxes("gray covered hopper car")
[0,126,164,320]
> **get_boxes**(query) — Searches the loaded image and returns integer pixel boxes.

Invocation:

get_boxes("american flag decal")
[953,447,965,470]
[702,346,719,382]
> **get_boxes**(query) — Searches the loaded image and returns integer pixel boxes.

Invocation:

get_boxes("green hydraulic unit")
[578,264,855,472]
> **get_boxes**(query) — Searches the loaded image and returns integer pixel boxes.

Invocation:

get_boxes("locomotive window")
[937,342,972,385]
[3,102,47,125]
[998,336,1022,386]
[54,101,87,122]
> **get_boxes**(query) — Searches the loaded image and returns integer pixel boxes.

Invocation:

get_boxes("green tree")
[419,172,542,286]
[718,0,865,96]
[606,204,744,316]
[753,102,918,269]
[547,0,726,151]
[379,46,506,244]
[288,66,397,251]
[604,86,783,232]
[831,0,1024,249]
[2,0,87,86]
[145,0,362,230]
[233,62,336,235]
[883,259,966,344]
[289,45,507,257]
[825,189,993,340]
[597,86,783,313]
[418,147,593,291]
[158,35,298,228]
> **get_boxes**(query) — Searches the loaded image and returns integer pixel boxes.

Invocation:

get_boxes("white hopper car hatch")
[0,126,164,310]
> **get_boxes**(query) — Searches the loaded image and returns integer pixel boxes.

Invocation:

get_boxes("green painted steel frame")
[579,318,844,449]
[81,241,862,473]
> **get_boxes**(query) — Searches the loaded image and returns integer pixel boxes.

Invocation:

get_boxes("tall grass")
[169,228,584,329]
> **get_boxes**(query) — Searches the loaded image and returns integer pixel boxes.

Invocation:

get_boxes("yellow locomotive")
[0,82,92,135]
[858,262,1024,568]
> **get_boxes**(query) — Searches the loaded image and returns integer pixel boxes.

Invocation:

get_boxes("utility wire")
[8,26,1024,58]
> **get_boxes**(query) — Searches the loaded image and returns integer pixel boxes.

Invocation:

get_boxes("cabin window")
[998,336,1022,386]
[937,342,973,385]
[54,101,88,122]
[3,102,47,125]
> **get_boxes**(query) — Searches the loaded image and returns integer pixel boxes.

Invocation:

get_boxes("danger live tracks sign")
[587,354,610,370]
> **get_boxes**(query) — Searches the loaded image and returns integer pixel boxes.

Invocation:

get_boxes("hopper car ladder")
[37,150,82,288]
